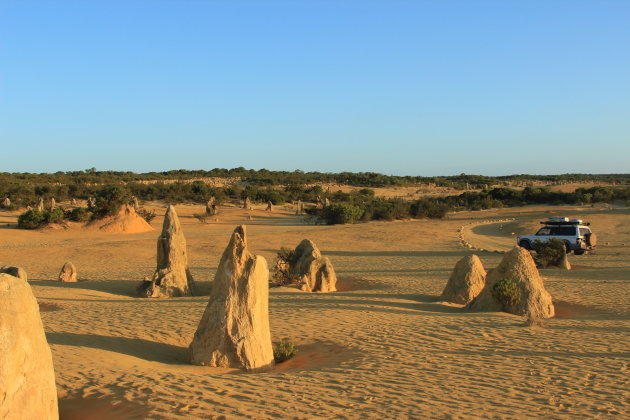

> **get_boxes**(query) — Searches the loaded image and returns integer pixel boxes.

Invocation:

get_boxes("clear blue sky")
[1,0,629,176]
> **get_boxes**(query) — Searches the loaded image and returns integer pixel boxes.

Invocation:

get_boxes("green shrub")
[18,209,47,229]
[533,238,566,268]
[271,247,298,286]
[137,208,157,223]
[93,185,132,218]
[68,207,90,222]
[410,199,449,219]
[323,203,363,224]
[17,208,64,229]
[45,208,64,224]
[492,278,522,310]
[273,340,297,363]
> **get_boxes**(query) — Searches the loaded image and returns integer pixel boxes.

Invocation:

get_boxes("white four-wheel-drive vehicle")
[517,217,597,255]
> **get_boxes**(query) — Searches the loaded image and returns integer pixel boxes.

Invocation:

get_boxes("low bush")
[68,207,90,222]
[17,208,65,229]
[492,278,521,310]
[46,208,65,224]
[273,340,297,363]
[93,185,132,218]
[137,208,157,223]
[271,247,298,286]
[533,238,566,268]
[322,203,364,224]
[17,209,47,229]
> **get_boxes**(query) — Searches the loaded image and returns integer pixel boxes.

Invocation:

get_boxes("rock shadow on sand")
[30,279,140,297]
[30,278,215,298]
[272,249,470,258]
[46,332,188,364]
[59,396,150,420]
[271,341,361,373]
[271,293,463,316]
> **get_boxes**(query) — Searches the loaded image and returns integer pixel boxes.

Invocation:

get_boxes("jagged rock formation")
[206,197,217,215]
[440,255,486,304]
[50,198,56,210]
[188,225,274,371]
[57,262,77,283]
[36,197,44,212]
[139,205,194,297]
[243,197,251,210]
[468,247,555,318]
[132,196,140,211]
[290,239,337,292]
[266,201,272,212]
[71,198,77,206]
[0,266,27,282]
[1,197,10,208]
[87,197,96,209]
[0,273,59,419]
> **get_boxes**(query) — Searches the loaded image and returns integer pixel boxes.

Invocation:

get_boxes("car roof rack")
[540,218,589,226]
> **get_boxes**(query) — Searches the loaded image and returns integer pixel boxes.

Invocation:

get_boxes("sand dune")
[1,203,628,418]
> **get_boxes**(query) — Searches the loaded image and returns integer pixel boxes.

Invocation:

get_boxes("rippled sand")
[1,203,628,419]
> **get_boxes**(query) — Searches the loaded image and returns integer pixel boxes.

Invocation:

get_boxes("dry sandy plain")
[1,202,628,419]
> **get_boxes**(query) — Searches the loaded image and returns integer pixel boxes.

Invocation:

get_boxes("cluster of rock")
[441,247,555,319]
[138,205,195,298]
[295,200,305,215]
[315,196,330,208]
[0,272,59,419]
[289,239,337,292]
[188,225,274,372]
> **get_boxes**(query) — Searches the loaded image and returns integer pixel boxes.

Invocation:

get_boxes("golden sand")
[0,202,628,418]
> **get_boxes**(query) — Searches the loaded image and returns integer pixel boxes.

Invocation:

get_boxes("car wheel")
[519,240,532,250]
[564,242,571,254]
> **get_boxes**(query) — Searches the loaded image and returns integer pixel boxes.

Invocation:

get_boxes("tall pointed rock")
[0,273,59,419]
[188,225,274,372]
[139,205,195,297]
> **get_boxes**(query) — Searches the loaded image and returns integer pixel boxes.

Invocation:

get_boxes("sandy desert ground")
[0,202,628,419]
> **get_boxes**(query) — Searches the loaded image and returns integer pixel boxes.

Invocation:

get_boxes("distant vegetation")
[3,169,630,227]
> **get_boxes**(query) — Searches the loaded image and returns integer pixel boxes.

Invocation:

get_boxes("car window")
[536,228,551,236]
[550,226,576,236]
